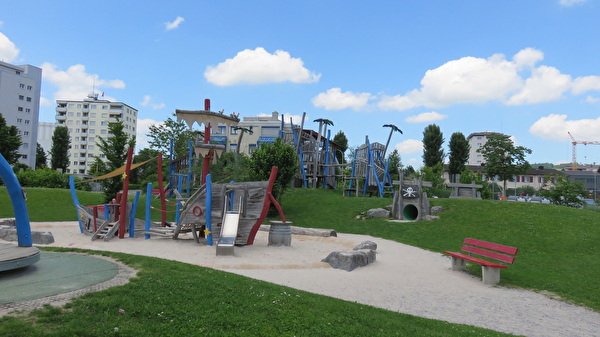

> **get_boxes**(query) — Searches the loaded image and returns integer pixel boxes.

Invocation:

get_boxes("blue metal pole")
[68,175,84,234]
[0,154,32,246]
[129,190,140,238]
[205,174,213,246]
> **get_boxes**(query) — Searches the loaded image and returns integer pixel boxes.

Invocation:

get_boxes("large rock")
[431,206,444,215]
[322,249,376,271]
[0,226,55,244]
[354,240,377,251]
[0,218,16,227]
[367,208,390,218]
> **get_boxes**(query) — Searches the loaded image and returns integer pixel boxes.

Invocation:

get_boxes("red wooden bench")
[444,238,518,285]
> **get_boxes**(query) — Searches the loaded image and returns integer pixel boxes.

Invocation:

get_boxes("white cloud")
[204,47,321,86]
[529,114,600,141]
[506,65,571,105]
[571,76,600,95]
[311,88,373,111]
[559,0,588,6]
[140,95,166,110]
[513,47,544,70]
[136,118,162,151]
[41,62,125,101]
[0,32,20,62]
[165,17,185,31]
[394,139,423,155]
[379,52,522,110]
[585,95,600,103]
[405,111,447,123]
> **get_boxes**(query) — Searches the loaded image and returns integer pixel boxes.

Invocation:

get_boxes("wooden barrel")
[268,221,292,246]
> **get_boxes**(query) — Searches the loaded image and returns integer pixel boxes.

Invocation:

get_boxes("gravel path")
[17,222,600,336]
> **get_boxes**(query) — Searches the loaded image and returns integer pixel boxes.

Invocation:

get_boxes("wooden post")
[202,123,212,184]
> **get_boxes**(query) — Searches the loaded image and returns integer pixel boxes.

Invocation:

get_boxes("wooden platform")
[0,243,41,272]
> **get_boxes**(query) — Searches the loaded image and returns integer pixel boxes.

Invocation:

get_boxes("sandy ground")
[27,222,600,337]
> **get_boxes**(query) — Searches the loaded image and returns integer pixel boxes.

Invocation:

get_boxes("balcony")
[56,115,66,121]
[108,117,118,123]
[79,148,87,154]
[56,106,67,113]
[81,115,89,121]
[79,140,87,145]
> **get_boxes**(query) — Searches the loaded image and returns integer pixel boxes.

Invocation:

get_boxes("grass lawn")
[1,186,598,336]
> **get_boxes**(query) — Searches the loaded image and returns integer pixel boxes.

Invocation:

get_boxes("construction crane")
[568,132,600,171]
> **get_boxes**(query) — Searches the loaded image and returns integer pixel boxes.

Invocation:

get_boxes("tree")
[387,149,402,181]
[422,124,444,167]
[147,115,196,157]
[332,130,348,164]
[87,156,107,177]
[540,175,586,208]
[477,134,532,198]
[0,113,22,165]
[210,151,250,183]
[448,132,470,182]
[96,119,136,202]
[129,148,160,188]
[35,143,47,169]
[417,162,448,198]
[50,126,70,172]
[249,138,297,200]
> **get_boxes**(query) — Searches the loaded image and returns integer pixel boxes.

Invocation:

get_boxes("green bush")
[15,168,91,191]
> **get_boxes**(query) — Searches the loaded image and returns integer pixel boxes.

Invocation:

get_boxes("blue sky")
[2,0,600,168]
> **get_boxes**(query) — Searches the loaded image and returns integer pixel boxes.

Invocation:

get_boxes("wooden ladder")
[91,220,119,241]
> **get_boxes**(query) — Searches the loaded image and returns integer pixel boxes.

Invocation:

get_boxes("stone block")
[353,240,377,251]
[322,249,376,271]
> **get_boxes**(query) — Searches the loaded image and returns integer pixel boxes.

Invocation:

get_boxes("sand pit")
[21,222,600,337]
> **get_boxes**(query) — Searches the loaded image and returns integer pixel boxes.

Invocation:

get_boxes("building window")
[77,104,82,108]
[102,105,108,109]
[68,104,74,108]
[19,83,25,88]
[19,95,24,100]
[26,108,30,113]
[27,85,32,90]
[24,131,29,136]
[101,129,107,134]
[18,107,23,112]
[26,97,32,102]
[17,118,22,123]
[90,113,96,118]
[91,105,97,109]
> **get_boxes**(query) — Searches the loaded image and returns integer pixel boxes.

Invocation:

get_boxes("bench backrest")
[462,238,518,265]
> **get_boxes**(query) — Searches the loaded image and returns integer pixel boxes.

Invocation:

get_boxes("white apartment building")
[55,94,137,175]
[37,122,58,162]
[0,61,42,168]
[467,131,510,166]
[225,111,292,154]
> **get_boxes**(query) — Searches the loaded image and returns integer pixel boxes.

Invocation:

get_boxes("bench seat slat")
[464,238,518,255]
[461,245,516,264]
[443,251,509,268]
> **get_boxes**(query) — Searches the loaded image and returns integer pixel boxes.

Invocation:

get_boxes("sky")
[1,0,600,168]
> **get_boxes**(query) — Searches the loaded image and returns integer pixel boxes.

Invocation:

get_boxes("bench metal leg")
[450,256,467,271]
[482,266,500,285]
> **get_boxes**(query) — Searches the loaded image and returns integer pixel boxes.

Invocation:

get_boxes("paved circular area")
[0,251,136,316]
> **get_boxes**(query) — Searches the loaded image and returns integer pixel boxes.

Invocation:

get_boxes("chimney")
[204,99,210,111]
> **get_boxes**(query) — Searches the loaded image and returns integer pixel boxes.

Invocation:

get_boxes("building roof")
[467,131,510,140]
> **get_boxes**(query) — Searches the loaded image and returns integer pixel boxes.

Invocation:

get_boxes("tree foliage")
[16,167,90,190]
[0,113,22,165]
[35,143,47,169]
[209,151,250,183]
[387,149,402,181]
[249,138,297,199]
[540,175,586,208]
[477,134,531,198]
[332,130,348,164]
[147,115,196,157]
[422,124,445,167]
[417,162,449,198]
[448,132,470,182]
[96,119,136,202]
[50,126,70,173]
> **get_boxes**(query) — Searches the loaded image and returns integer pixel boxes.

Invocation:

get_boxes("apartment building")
[467,131,510,166]
[55,93,137,175]
[0,61,42,168]
[226,111,292,154]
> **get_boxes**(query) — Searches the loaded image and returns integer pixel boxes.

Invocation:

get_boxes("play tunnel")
[402,204,419,221]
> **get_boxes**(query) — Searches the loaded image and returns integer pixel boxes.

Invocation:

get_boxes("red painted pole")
[157,153,167,227]
[201,123,212,184]
[119,147,134,239]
